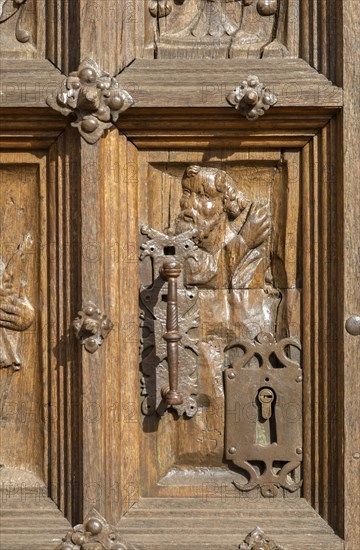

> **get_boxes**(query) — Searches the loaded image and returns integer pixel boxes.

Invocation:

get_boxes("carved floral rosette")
[139,225,200,418]
[46,58,134,143]
[239,526,284,550]
[55,508,135,550]
[227,75,277,120]
[73,301,113,353]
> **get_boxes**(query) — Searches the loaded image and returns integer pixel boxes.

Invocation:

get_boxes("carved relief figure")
[0,235,35,369]
[149,0,288,58]
[0,0,31,44]
[140,165,280,418]
[175,165,271,288]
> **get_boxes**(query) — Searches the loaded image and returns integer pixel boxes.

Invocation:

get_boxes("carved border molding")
[240,526,284,550]
[55,508,136,550]
[73,301,113,353]
[46,58,134,143]
[227,75,277,120]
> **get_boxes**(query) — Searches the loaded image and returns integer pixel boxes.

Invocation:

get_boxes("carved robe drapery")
[0,259,22,369]
[0,236,35,370]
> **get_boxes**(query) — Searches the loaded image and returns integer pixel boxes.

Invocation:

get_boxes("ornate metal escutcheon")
[225,331,303,497]
[139,225,200,418]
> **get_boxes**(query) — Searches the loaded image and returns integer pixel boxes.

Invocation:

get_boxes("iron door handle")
[160,259,184,406]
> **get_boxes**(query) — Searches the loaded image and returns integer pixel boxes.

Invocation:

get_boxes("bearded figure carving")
[139,165,283,417]
[175,165,272,289]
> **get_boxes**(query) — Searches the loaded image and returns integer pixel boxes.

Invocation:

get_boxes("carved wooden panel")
[138,149,302,497]
[1,1,358,548]
[0,155,46,484]
[143,0,295,59]
[0,0,45,59]
[0,137,82,531]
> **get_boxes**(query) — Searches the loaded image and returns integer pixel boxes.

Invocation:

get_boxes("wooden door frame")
[0,1,359,548]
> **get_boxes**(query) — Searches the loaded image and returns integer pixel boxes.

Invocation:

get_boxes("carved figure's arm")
[0,281,35,331]
[239,202,271,250]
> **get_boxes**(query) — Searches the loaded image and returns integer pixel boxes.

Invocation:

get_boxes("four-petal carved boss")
[227,75,277,120]
[46,58,134,143]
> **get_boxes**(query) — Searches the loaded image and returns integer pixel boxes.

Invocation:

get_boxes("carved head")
[175,165,248,245]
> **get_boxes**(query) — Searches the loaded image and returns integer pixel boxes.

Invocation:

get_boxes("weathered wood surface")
[0,2,357,549]
[0,492,70,550]
[118,497,345,549]
[0,60,64,107]
[343,1,360,548]
[118,58,343,108]
[117,107,339,150]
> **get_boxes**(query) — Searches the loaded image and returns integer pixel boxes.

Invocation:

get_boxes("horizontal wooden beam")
[117,58,343,109]
[117,107,339,149]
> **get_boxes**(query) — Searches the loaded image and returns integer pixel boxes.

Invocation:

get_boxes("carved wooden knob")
[160,259,182,280]
[257,0,278,16]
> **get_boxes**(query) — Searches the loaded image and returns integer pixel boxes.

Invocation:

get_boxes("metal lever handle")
[160,259,184,407]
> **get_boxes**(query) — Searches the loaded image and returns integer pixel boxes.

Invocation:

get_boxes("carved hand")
[240,202,271,249]
[0,282,35,331]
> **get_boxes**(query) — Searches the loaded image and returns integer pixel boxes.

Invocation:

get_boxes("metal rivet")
[296,447,303,455]
[353,452,360,459]
[228,447,237,455]
[296,375,303,383]
[345,315,360,336]
[228,371,236,379]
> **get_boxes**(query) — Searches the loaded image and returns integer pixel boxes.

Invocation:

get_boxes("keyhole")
[255,387,277,445]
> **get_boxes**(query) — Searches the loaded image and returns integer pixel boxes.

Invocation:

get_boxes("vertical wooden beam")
[48,129,82,523]
[343,1,360,548]
[52,1,140,526]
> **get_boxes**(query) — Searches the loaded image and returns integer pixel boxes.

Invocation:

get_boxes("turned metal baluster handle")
[160,259,184,406]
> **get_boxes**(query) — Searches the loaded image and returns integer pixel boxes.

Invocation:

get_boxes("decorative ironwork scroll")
[225,332,303,497]
[240,526,284,550]
[73,301,113,353]
[55,508,136,550]
[46,58,134,143]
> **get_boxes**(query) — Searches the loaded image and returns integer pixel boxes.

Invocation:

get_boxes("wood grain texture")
[117,58,343,108]
[0,490,70,550]
[0,153,47,482]
[0,60,65,109]
[300,0,343,83]
[78,0,136,76]
[47,128,82,523]
[343,1,360,548]
[0,3,357,549]
[301,118,345,536]
[74,131,140,525]
[117,497,344,550]
[117,107,338,150]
